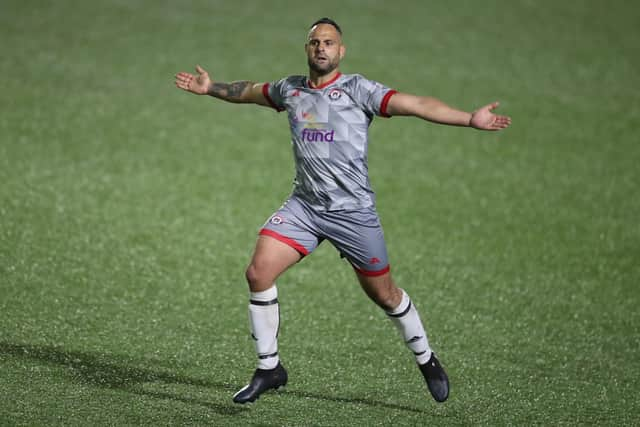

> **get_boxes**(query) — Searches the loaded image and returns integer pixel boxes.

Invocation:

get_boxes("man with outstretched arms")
[175,17,511,405]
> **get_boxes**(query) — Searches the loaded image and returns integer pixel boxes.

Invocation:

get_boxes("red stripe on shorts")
[353,264,391,277]
[259,228,309,256]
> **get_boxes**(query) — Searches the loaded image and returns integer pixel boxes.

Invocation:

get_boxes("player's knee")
[244,264,260,287]
[372,292,398,312]
[366,283,402,311]
[245,263,272,291]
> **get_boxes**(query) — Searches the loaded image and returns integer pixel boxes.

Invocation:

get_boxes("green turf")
[1,0,639,425]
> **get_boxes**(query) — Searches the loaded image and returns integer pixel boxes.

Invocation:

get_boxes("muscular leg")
[246,235,302,292]
[233,235,302,404]
[355,270,402,311]
[355,269,449,402]
[355,270,432,363]
[244,235,301,367]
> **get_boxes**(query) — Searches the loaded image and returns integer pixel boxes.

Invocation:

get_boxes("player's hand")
[470,102,512,131]
[175,65,211,95]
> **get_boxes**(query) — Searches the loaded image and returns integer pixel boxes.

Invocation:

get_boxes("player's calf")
[385,288,449,402]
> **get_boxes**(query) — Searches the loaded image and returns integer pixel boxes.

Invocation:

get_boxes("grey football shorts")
[259,196,390,276]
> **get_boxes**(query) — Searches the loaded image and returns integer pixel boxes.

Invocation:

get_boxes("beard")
[307,56,339,76]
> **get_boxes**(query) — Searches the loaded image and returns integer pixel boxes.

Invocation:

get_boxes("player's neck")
[308,69,341,89]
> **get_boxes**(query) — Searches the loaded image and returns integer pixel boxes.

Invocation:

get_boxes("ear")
[339,44,346,59]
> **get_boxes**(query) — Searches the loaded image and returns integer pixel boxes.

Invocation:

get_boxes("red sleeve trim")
[380,90,398,118]
[259,228,309,256]
[353,264,391,277]
[262,83,284,112]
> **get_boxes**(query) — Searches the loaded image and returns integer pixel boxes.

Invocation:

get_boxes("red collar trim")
[308,72,342,89]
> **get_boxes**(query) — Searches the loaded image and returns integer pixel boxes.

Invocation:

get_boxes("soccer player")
[175,17,511,405]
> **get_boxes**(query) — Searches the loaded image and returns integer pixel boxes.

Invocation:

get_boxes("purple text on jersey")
[301,128,335,143]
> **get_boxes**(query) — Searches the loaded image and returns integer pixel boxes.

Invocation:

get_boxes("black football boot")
[232,362,288,404]
[418,353,449,402]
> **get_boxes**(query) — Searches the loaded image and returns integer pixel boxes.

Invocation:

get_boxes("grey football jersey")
[263,73,397,211]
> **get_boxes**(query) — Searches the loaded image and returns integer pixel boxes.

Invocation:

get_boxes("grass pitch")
[1,1,639,425]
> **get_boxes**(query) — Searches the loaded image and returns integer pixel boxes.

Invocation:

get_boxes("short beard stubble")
[307,57,338,76]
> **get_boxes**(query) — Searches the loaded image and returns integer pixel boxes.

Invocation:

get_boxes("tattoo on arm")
[207,81,252,102]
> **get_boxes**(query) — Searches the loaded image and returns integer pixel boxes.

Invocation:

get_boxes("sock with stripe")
[386,289,432,365]
[249,285,280,370]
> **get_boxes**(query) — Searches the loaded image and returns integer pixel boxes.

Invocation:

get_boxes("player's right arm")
[175,65,271,107]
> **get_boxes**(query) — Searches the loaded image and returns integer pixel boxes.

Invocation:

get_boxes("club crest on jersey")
[328,88,342,101]
[270,215,284,225]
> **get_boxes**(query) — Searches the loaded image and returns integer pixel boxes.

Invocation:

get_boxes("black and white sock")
[386,289,432,365]
[248,285,280,370]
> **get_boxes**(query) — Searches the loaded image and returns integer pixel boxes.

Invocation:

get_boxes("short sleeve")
[352,75,397,118]
[262,78,288,112]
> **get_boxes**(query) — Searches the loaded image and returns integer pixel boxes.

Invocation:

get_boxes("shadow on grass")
[1,341,427,414]
[0,341,244,416]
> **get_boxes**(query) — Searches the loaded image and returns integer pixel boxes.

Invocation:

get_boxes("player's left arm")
[385,92,511,131]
